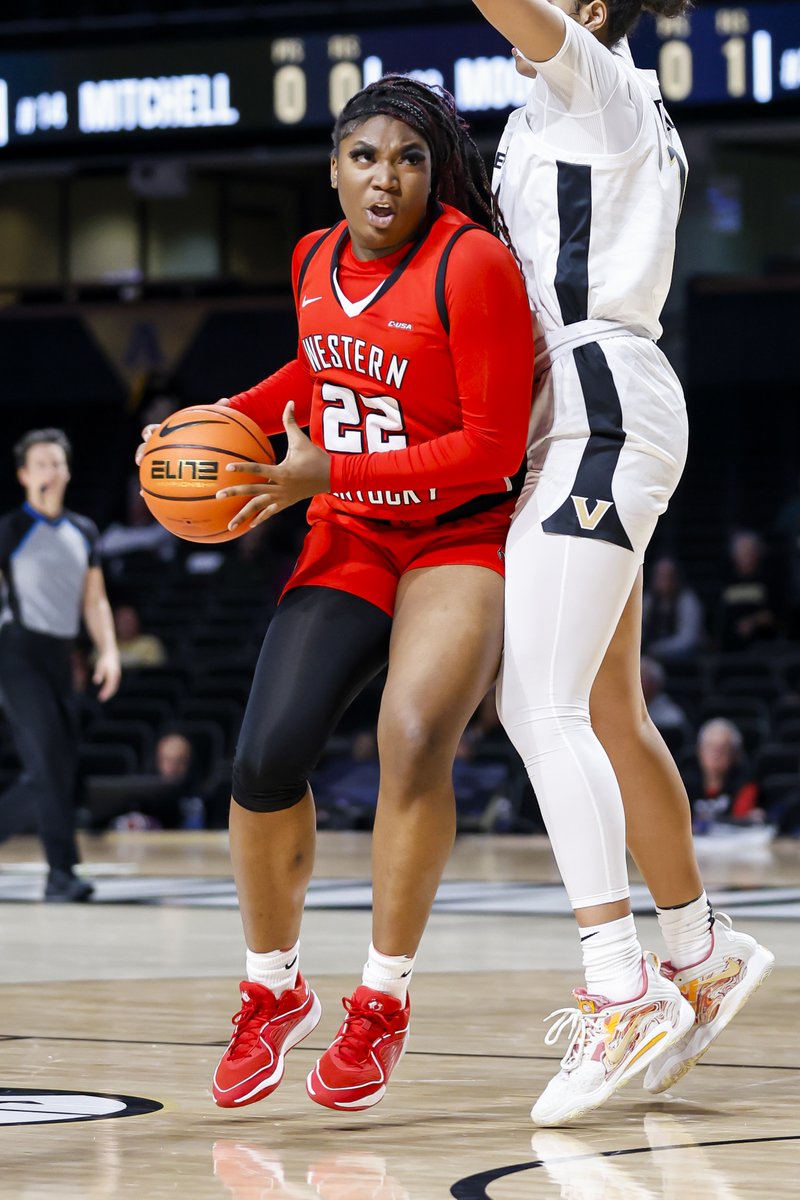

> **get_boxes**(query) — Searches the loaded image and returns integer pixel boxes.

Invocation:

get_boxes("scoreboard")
[0,3,798,154]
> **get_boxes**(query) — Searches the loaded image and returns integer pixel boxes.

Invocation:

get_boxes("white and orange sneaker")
[212,976,321,1108]
[643,913,774,1095]
[306,985,409,1111]
[531,953,694,1127]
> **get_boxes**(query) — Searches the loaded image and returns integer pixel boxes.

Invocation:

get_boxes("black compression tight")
[232,586,392,812]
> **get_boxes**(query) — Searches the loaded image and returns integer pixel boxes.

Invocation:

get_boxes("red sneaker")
[306,985,410,1111]
[212,976,321,1108]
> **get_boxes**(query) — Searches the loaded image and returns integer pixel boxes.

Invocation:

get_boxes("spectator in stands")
[98,473,177,571]
[715,530,780,652]
[680,718,763,831]
[155,732,205,829]
[112,603,167,669]
[312,731,380,829]
[111,732,205,831]
[641,556,704,663]
[640,656,693,742]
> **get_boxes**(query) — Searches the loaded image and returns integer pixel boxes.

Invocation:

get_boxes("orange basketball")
[139,405,275,543]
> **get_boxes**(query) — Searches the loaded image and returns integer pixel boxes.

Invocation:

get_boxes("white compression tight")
[498,340,689,910]
[498,516,643,908]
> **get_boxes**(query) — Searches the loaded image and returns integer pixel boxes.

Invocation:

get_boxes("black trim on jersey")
[541,342,633,551]
[667,144,688,215]
[435,490,508,527]
[554,162,592,326]
[434,224,483,334]
[364,485,516,529]
[329,205,443,319]
[434,457,525,526]
[296,225,340,299]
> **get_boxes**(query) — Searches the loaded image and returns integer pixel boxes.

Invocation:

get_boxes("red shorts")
[282,502,514,617]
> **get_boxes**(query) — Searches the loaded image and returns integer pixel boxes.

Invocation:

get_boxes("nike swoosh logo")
[580,931,599,941]
[158,419,225,438]
[604,1002,664,1070]
[400,969,412,978]
[301,295,322,308]
[285,956,298,970]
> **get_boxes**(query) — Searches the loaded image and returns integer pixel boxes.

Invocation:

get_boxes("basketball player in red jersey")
[139,77,533,1112]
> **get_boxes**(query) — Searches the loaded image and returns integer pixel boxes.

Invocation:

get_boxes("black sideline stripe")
[541,342,633,551]
[554,161,592,326]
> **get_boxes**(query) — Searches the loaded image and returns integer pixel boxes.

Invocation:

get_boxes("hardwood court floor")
[0,832,798,1199]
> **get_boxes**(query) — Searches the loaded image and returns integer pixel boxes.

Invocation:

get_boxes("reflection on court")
[0,831,798,1198]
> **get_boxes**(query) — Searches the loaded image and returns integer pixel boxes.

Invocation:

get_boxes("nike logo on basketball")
[159,418,224,437]
[301,295,322,307]
[571,496,614,531]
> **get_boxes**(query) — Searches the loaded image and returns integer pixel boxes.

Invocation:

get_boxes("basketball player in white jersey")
[473,0,775,1125]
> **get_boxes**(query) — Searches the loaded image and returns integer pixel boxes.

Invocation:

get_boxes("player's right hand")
[134,398,232,465]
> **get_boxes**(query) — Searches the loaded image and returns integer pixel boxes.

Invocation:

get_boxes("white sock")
[580,914,644,1002]
[245,940,300,998]
[657,892,714,970]
[362,942,415,1003]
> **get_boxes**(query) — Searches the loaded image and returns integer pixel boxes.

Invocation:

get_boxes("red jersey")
[229,203,533,525]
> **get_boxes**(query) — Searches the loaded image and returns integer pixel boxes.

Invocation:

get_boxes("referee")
[0,429,121,902]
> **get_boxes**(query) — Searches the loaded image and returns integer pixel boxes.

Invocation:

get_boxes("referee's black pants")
[0,623,80,874]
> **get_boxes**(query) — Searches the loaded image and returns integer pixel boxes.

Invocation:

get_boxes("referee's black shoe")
[44,870,95,903]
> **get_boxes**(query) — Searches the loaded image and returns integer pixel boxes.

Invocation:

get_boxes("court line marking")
[1,1032,797,1072]
[450,1135,800,1199]
[1,876,799,918]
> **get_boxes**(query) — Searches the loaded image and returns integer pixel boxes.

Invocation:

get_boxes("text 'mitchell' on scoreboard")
[0,4,798,152]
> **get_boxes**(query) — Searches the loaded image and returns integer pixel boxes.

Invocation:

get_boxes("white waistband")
[534,320,651,372]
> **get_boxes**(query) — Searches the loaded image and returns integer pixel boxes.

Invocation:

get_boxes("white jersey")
[493,11,687,347]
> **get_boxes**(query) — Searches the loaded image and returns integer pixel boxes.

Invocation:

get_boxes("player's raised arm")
[471,0,569,62]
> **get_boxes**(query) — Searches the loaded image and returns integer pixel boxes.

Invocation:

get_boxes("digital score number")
[271,34,363,127]
[635,4,800,106]
[267,3,800,131]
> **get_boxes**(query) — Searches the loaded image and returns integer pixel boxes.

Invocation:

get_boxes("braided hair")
[331,74,515,250]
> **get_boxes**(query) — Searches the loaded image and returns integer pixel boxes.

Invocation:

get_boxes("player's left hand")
[217,402,331,530]
[94,651,122,702]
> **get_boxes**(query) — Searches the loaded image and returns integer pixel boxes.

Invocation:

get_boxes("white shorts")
[518,334,688,560]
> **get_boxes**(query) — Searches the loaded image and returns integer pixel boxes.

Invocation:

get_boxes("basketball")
[138,405,275,543]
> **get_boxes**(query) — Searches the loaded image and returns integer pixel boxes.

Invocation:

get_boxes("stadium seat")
[176,699,243,755]
[85,720,155,771]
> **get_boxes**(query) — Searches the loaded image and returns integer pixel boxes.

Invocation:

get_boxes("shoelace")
[542,1006,603,1072]
[337,997,396,1066]
[227,993,277,1060]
